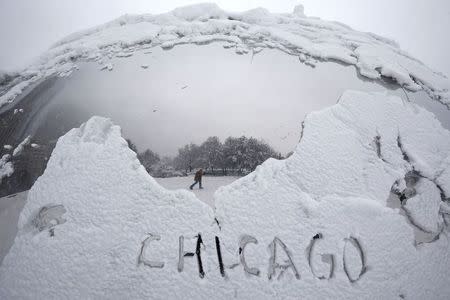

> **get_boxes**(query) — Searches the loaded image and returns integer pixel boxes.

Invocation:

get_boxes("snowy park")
[155,176,239,207]
[0,2,450,299]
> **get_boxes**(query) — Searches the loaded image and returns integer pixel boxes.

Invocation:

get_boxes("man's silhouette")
[190,168,204,190]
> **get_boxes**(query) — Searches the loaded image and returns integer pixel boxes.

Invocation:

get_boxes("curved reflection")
[0,42,449,196]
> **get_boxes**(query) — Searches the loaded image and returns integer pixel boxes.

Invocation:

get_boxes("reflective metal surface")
[0,42,449,196]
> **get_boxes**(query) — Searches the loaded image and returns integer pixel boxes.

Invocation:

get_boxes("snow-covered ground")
[155,176,239,207]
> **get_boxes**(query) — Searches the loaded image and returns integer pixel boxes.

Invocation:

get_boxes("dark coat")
[194,170,203,181]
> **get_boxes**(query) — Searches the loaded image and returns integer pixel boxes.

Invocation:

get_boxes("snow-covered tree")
[199,136,223,173]
[137,149,160,172]
[173,136,279,175]
[222,137,240,171]
[126,139,138,154]
[174,143,200,173]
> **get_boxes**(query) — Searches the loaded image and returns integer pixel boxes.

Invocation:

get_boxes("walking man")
[190,168,204,190]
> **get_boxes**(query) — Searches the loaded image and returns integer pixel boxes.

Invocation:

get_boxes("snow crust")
[0,155,14,184]
[1,91,449,299]
[1,3,449,107]
[0,136,34,186]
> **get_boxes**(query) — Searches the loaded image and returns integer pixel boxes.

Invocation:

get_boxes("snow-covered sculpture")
[0,90,449,298]
[0,3,449,108]
[0,3,449,299]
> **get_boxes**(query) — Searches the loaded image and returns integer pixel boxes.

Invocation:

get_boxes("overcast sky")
[0,0,449,77]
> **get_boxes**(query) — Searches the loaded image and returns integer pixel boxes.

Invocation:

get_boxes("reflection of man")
[190,169,204,190]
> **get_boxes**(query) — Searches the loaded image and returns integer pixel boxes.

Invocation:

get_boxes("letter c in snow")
[138,233,164,268]
[239,234,261,276]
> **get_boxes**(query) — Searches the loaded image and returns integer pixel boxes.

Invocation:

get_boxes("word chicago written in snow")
[138,233,369,282]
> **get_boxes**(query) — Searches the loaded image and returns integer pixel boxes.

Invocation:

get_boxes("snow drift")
[1,90,449,299]
[0,3,449,108]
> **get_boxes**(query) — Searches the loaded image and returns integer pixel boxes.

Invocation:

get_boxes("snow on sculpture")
[0,3,449,108]
[0,90,449,299]
[0,3,449,299]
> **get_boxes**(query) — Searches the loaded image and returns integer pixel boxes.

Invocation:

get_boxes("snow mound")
[1,92,449,299]
[292,5,305,17]
[0,116,215,298]
[172,3,226,21]
[1,3,449,107]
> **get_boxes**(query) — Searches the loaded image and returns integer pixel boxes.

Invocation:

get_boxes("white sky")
[0,0,449,77]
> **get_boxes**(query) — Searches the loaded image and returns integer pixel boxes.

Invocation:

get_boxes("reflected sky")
[25,43,450,156]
